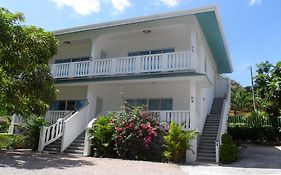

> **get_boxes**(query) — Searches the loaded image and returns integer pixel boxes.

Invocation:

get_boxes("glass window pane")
[71,58,81,62]
[160,99,173,110]
[148,99,160,110]
[126,99,135,106]
[81,57,90,61]
[49,101,59,110]
[135,99,147,106]
[58,101,66,110]
[128,52,138,57]
[75,100,86,110]
[151,50,162,55]
[163,48,174,53]
[138,51,150,56]
[66,100,75,110]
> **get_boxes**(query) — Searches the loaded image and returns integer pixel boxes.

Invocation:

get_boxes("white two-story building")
[10,6,232,163]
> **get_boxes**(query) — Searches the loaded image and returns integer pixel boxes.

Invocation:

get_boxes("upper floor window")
[128,48,174,57]
[54,57,90,64]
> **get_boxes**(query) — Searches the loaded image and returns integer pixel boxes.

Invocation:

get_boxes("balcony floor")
[55,71,205,84]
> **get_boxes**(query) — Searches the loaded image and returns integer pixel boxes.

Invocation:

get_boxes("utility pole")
[249,66,257,111]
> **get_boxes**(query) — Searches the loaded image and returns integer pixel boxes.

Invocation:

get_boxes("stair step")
[197,152,215,157]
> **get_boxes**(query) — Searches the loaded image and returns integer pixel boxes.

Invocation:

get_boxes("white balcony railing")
[51,51,199,79]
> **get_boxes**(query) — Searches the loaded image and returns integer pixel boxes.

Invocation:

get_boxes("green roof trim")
[195,11,232,74]
[55,72,206,84]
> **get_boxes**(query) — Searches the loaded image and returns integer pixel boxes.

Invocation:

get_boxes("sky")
[0,0,280,86]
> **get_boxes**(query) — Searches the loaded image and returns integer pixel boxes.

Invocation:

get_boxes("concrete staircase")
[197,98,224,162]
[43,131,85,155]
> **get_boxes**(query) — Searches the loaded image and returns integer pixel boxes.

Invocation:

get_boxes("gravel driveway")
[0,150,187,175]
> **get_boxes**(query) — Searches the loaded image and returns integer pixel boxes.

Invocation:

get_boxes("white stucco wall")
[95,24,190,59]
[86,81,191,112]
[52,40,92,63]
[56,86,88,100]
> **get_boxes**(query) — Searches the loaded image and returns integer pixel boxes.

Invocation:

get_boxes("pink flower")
[115,127,123,132]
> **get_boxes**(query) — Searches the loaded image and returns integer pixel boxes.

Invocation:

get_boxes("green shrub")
[89,115,115,157]
[0,133,25,149]
[228,124,278,142]
[0,116,11,133]
[21,116,47,151]
[221,133,234,145]
[163,122,198,163]
[220,144,238,164]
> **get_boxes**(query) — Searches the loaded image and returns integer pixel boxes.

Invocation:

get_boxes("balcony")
[51,51,201,79]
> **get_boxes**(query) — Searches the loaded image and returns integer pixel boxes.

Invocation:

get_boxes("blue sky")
[0,0,280,86]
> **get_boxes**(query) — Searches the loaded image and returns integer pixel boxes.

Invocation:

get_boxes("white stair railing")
[38,111,73,151]
[84,117,98,156]
[61,104,89,152]
[45,110,72,124]
[215,79,231,163]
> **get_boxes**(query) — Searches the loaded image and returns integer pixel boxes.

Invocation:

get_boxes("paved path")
[181,144,281,175]
[0,150,186,175]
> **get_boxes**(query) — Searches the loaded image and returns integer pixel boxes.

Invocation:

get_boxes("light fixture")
[143,29,151,34]
[63,41,71,44]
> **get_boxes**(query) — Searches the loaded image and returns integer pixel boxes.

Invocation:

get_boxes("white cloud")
[159,0,181,7]
[248,0,262,6]
[51,0,100,16]
[111,0,131,12]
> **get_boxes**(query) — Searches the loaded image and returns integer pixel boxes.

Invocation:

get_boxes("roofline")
[213,7,233,72]
[53,5,217,35]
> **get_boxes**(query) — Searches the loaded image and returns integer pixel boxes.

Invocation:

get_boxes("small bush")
[21,116,47,151]
[89,115,115,157]
[163,122,198,163]
[89,106,167,161]
[112,107,166,161]
[0,116,10,133]
[0,133,25,149]
[219,144,238,164]
[221,133,234,145]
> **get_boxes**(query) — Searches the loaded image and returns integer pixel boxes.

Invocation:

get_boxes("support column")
[186,79,198,163]
[190,26,197,70]
[89,38,97,75]
[86,85,98,124]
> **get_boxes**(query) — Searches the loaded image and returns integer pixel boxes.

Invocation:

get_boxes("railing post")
[69,63,75,78]
[38,127,47,152]
[135,57,141,73]
[162,54,168,71]
[84,129,91,156]
[215,140,220,163]
[111,58,117,74]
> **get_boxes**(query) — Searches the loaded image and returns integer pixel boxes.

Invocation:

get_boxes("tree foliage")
[255,61,281,128]
[230,80,252,114]
[0,7,58,118]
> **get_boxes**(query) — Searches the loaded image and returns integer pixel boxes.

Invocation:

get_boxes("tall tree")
[0,7,58,118]
[255,61,281,130]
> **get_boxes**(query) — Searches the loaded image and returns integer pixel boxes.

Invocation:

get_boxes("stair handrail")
[83,117,98,156]
[215,79,231,163]
[61,103,89,152]
[38,111,74,151]
[83,111,113,156]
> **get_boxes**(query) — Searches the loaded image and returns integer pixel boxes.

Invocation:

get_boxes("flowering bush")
[90,106,166,161]
[112,107,166,161]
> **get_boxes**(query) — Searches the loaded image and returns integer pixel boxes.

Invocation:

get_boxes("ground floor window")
[49,99,87,111]
[126,98,173,110]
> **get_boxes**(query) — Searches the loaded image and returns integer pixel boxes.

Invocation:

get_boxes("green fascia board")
[55,72,206,84]
[196,12,232,74]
